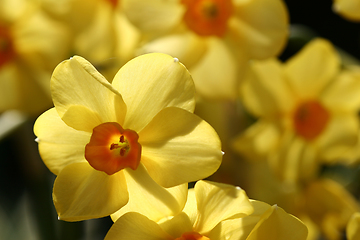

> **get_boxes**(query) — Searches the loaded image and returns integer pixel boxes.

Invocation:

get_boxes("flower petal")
[111,163,188,223]
[139,107,222,188]
[240,58,294,117]
[315,114,359,163]
[34,108,90,175]
[182,189,198,227]
[53,162,128,221]
[112,53,195,132]
[246,205,308,240]
[194,181,253,234]
[321,69,360,111]
[159,212,194,238]
[105,212,171,240]
[347,212,360,240]
[232,120,281,161]
[51,56,126,131]
[333,0,360,21]
[122,0,184,34]
[139,32,207,70]
[190,37,241,100]
[230,0,288,59]
[284,39,340,99]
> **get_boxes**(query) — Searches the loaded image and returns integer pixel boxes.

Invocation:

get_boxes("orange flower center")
[175,232,210,240]
[0,24,15,68]
[85,122,141,175]
[293,100,330,141]
[105,0,119,8]
[181,0,233,37]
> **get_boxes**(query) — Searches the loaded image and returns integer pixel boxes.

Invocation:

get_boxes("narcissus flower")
[122,0,289,100]
[233,38,360,185]
[34,53,222,221]
[347,212,360,240]
[0,0,69,114]
[333,0,360,21]
[105,181,308,240]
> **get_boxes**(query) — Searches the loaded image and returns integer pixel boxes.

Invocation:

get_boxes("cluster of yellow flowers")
[2,0,360,239]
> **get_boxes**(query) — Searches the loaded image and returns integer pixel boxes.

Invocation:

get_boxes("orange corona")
[85,122,141,175]
[181,0,233,37]
[175,232,210,240]
[293,100,330,141]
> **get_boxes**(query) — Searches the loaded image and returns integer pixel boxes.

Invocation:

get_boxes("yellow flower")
[105,180,307,240]
[347,212,360,240]
[34,53,223,221]
[233,38,360,185]
[0,0,70,114]
[333,0,360,21]
[122,0,289,100]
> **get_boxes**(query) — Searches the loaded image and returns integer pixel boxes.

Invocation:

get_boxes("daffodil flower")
[105,180,308,240]
[0,0,70,114]
[34,53,223,221]
[233,38,360,185]
[122,0,289,100]
[333,0,360,21]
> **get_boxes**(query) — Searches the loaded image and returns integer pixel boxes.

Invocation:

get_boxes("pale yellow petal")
[284,39,340,99]
[105,212,171,240]
[53,162,128,221]
[232,120,281,161]
[246,204,308,240]
[139,32,207,70]
[240,58,294,117]
[194,181,253,234]
[315,114,359,163]
[139,107,222,188]
[122,0,184,34]
[230,0,289,59]
[112,53,195,132]
[182,189,198,227]
[190,37,240,100]
[34,108,90,175]
[333,0,360,21]
[321,69,360,111]
[51,56,126,131]
[347,212,360,240]
[111,163,187,223]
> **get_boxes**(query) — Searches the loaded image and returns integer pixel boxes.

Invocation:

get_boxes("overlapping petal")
[333,0,360,21]
[194,181,253,234]
[105,212,171,240]
[111,163,188,223]
[33,108,90,175]
[240,58,294,117]
[112,53,195,132]
[284,39,340,99]
[230,0,288,59]
[347,212,360,240]
[139,107,222,187]
[53,162,128,221]
[50,56,126,131]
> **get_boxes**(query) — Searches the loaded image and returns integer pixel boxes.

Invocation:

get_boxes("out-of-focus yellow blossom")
[122,0,289,100]
[233,38,360,185]
[40,0,140,79]
[333,0,360,21]
[0,0,69,114]
[34,53,223,221]
[105,180,307,240]
[299,179,360,240]
[347,212,360,240]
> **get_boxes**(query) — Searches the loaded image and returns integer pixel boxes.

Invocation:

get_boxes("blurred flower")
[34,53,223,221]
[122,0,289,100]
[347,212,360,240]
[233,38,360,185]
[0,0,70,114]
[105,180,307,240]
[40,0,140,79]
[333,0,360,21]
